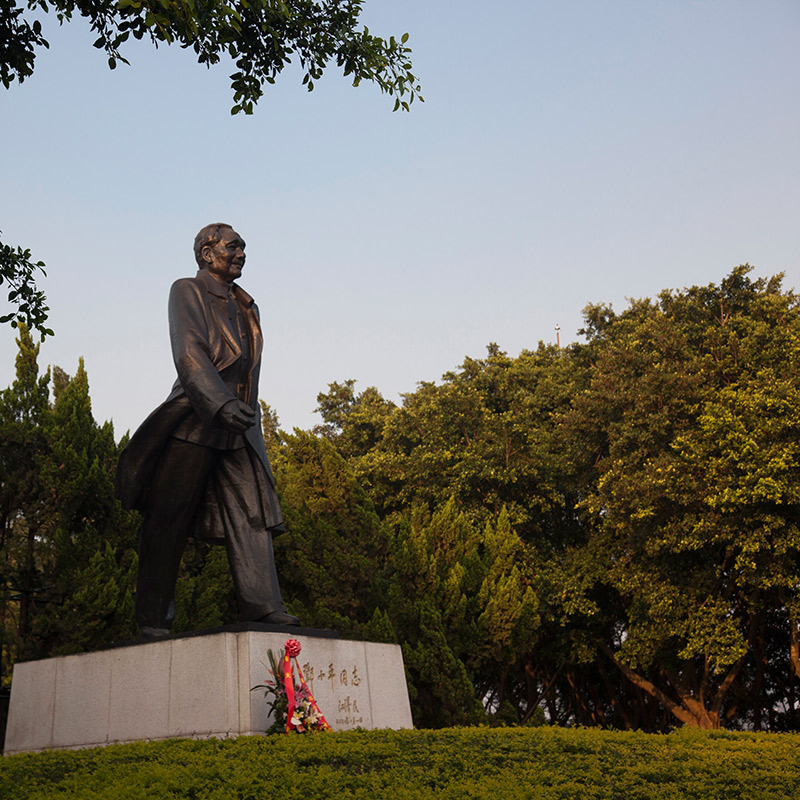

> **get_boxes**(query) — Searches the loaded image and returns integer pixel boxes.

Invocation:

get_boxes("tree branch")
[599,642,696,727]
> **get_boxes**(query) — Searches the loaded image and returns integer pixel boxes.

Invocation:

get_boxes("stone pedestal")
[3,627,413,755]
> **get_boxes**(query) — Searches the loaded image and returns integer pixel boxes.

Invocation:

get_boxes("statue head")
[194,223,233,268]
[194,223,246,283]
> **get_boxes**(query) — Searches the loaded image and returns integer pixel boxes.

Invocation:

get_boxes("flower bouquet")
[251,638,330,734]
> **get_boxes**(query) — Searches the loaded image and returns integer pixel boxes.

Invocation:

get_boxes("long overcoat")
[115,268,281,535]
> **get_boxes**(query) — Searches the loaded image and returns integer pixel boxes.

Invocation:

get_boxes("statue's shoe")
[257,611,301,626]
[140,626,171,638]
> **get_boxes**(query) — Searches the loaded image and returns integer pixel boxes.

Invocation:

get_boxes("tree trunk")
[18,524,36,642]
[599,643,699,727]
[791,617,800,680]
[600,643,728,729]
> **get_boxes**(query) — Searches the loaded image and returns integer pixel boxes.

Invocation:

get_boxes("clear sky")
[1,0,798,437]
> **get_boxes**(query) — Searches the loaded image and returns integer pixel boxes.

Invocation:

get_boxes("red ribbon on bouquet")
[283,638,331,733]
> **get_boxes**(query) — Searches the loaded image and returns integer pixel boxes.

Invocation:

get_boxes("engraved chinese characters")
[300,660,365,727]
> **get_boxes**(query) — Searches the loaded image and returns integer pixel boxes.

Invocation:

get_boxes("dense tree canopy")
[315,266,800,730]
[3,266,799,732]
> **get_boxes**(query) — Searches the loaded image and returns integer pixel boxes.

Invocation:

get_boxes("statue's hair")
[194,223,233,268]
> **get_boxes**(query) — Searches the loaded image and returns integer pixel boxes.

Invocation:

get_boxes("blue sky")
[1,0,798,436]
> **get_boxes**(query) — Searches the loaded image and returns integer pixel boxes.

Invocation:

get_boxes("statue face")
[202,227,246,283]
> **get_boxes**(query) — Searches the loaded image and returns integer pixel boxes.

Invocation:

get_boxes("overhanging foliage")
[1,0,422,114]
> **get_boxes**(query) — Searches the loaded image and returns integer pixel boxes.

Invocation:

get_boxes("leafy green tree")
[318,344,582,544]
[263,405,545,726]
[383,501,484,727]
[314,380,396,460]
[267,425,388,636]
[564,267,800,729]
[314,348,593,726]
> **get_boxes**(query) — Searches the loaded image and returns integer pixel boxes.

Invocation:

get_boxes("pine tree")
[0,325,50,683]
[23,360,139,657]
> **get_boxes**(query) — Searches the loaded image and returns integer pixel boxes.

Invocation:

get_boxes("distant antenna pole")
[555,324,561,350]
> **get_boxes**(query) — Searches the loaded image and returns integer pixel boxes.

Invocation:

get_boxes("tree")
[314,379,396,460]
[317,345,585,547]
[0,324,51,682]
[380,500,540,727]
[0,335,139,679]
[267,399,546,726]
[266,424,388,636]
[314,350,590,725]
[563,267,800,729]
[25,358,139,657]
[1,0,421,334]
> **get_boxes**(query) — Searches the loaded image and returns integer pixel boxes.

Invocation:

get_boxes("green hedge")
[2,726,799,799]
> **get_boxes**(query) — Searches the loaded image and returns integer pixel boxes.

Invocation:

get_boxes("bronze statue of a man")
[115,223,300,636]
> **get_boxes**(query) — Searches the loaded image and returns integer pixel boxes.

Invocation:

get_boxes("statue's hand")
[217,399,256,433]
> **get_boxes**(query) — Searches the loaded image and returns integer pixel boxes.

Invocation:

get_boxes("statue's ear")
[200,245,214,265]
